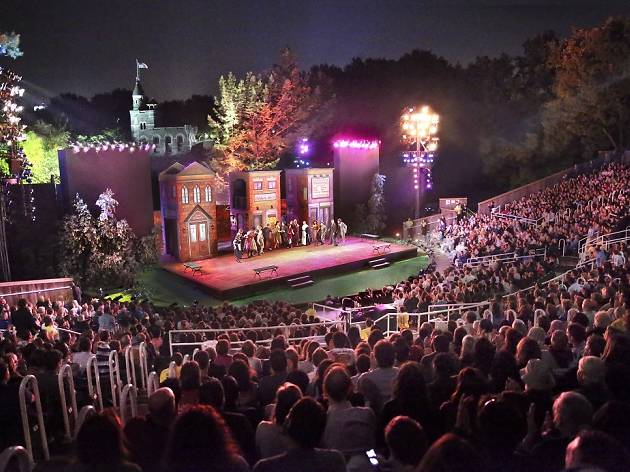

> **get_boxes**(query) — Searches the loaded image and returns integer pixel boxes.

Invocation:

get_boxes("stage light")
[401,104,439,218]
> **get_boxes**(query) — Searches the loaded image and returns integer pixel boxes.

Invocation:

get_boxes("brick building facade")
[284,168,334,225]
[229,170,282,231]
[159,161,219,261]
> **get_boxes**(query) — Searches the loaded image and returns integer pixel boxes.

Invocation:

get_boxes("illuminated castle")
[129,78,197,156]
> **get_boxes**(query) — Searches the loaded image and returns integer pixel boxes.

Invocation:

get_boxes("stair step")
[371,262,391,269]
[287,275,312,283]
[290,280,314,289]
[369,257,387,264]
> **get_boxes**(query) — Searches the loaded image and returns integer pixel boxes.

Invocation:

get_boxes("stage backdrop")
[58,146,154,236]
[333,140,379,222]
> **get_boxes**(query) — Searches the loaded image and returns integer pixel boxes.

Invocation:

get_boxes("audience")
[0,161,629,471]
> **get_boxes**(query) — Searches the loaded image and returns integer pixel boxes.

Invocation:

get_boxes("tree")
[366,174,387,234]
[21,121,69,183]
[210,49,326,172]
[0,32,21,58]
[59,190,157,289]
[542,18,630,156]
[59,195,97,285]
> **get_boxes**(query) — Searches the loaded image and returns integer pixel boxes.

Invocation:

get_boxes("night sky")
[2,0,630,102]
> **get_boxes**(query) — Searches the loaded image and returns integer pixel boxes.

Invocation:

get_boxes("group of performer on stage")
[232,218,348,262]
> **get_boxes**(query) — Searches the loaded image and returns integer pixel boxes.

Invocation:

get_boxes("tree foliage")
[21,121,69,183]
[366,174,387,234]
[59,190,157,289]
[210,48,327,172]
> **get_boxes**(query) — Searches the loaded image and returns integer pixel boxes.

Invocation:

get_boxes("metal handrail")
[168,321,343,355]
[465,247,546,267]
[0,285,72,298]
[137,342,148,392]
[57,327,82,336]
[167,361,177,379]
[58,364,78,441]
[108,350,122,408]
[74,405,96,439]
[19,375,49,463]
[558,239,566,256]
[147,371,159,397]
[120,384,138,425]
[0,446,30,472]
[86,355,103,411]
[124,345,137,387]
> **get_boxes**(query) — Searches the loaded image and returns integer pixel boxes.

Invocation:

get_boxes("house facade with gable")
[158,161,219,261]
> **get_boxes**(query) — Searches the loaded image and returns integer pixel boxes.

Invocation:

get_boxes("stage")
[161,236,418,299]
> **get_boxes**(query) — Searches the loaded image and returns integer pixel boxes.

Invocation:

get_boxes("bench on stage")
[183,262,203,277]
[372,244,391,255]
[253,265,279,278]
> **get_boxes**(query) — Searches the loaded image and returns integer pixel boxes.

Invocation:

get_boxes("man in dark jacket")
[11,298,37,341]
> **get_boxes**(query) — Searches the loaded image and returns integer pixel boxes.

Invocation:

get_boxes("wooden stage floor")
[161,236,418,299]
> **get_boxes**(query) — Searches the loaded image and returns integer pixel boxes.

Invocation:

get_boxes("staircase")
[558,255,579,270]
[287,275,314,289]
[369,257,391,269]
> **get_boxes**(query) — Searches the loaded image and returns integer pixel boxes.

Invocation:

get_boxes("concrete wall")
[59,147,154,236]
[333,146,379,221]
[477,151,629,215]
[0,277,74,306]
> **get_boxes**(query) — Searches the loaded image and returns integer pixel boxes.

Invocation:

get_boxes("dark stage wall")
[58,147,154,236]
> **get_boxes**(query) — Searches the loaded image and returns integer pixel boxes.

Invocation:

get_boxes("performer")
[287,220,295,247]
[334,218,342,246]
[272,222,281,249]
[312,220,320,246]
[319,220,327,245]
[280,220,288,247]
[301,221,308,246]
[246,229,256,258]
[256,226,264,255]
[338,218,347,244]
[420,219,428,239]
[233,229,243,262]
[263,224,272,251]
[329,219,337,245]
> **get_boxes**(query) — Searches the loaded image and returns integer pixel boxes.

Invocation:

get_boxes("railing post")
[120,384,138,425]
[147,371,160,397]
[108,350,122,409]
[74,405,97,439]
[138,342,148,392]
[86,355,103,411]
[58,364,78,442]
[19,375,49,463]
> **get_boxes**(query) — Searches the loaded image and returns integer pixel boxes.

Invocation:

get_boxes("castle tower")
[129,78,156,142]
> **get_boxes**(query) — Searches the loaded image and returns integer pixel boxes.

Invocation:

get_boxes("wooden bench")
[372,244,391,255]
[253,265,279,278]
[183,262,203,277]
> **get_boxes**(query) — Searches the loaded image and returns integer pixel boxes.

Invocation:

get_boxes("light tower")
[401,105,439,219]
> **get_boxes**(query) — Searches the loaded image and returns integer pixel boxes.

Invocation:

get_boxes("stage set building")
[284,168,334,225]
[58,70,381,262]
[158,161,219,262]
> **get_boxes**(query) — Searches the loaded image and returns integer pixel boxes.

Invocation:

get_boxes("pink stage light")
[333,139,379,150]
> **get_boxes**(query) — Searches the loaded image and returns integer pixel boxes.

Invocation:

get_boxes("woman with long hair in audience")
[377,361,439,448]
[72,412,141,472]
[255,382,302,459]
[164,405,249,472]
[228,358,259,410]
